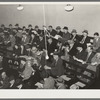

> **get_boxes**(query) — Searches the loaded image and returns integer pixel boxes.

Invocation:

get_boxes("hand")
[15,45,18,49]
[91,62,97,66]
[50,53,53,55]
[44,65,51,69]
[73,56,76,60]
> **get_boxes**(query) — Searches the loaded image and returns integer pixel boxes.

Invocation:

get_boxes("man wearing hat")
[34,25,41,35]
[15,24,21,31]
[70,29,80,43]
[73,45,95,68]
[48,25,57,37]
[7,32,16,51]
[28,32,37,46]
[56,26,63,37]
[62,26,71,42]
[21,32,30,46]
[37,34,45,51]
[16,28,23,38]
[7,24,13,33]
[47,38,57,62]
[93,32,100,52]
[48,51,66,77]
[79,30,91,50]
[26,24,33,36]
[0,24,6,33]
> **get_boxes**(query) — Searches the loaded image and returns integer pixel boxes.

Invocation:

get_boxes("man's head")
[15,24,19,29]
[71,29,77,35]
[82,30,88,37]
[28,24,32,30]
[48,25,53,32]
[22,26,26,31]
[31,45,38,54]
[86,45,93,52]
[48,38,53,44]
[63,26,68,33]
[18,29,22,33]
[35,25,39,31]
[9,24,12,29]
[22,33,27,38]
[1,24,5,29]
[94,32,99,39]
[56,26,61,33]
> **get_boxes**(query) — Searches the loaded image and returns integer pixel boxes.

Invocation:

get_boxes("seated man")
[44,52,66,77]
[83,52,100,78]
[93,32,100,52]
[78,30,90,50]
[0,72,10,89]
[20,57,35,81]
[69,29,80,43]
[56,26,63,37]
[62,26,71,42]
[34,25,42,35]
[72,45,95,73]
[48,26,57,37]
[26,24,33,36]
[73,45,95,65]
[21,33,30,46]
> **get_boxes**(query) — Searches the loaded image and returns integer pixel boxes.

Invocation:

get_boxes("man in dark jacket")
[79,30,90,50]
[56,26,63,37]
[62,26,71,43]
[48,26,57,37]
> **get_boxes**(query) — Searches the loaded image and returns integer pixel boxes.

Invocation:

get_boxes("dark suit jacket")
[62,32,71,42]
[75,50,88,61]
[26,28,34,36]
[36,29,42,35]
[51,58,65,77]
[47,41,57,55]
[75,50,96,63]
[80,35,90,44]
[48,29,57,36]
[70,34,80,43]
[78,35,90,50]
[13,45,27,56]
[37,38,45,51]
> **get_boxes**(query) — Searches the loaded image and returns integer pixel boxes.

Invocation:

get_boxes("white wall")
[0,4,100,36]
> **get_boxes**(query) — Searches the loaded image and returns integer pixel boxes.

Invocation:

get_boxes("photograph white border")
[0,2,100,98]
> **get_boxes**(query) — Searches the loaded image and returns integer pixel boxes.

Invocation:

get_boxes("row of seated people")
[0,24,99,89]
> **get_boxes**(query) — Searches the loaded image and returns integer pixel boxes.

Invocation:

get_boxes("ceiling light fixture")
[64,4,74,12]
[17,5,24,11]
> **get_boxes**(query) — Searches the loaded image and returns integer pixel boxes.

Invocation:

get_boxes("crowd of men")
[0,23,100,89]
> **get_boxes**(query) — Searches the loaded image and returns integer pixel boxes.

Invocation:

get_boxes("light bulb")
[46,55,49,60]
